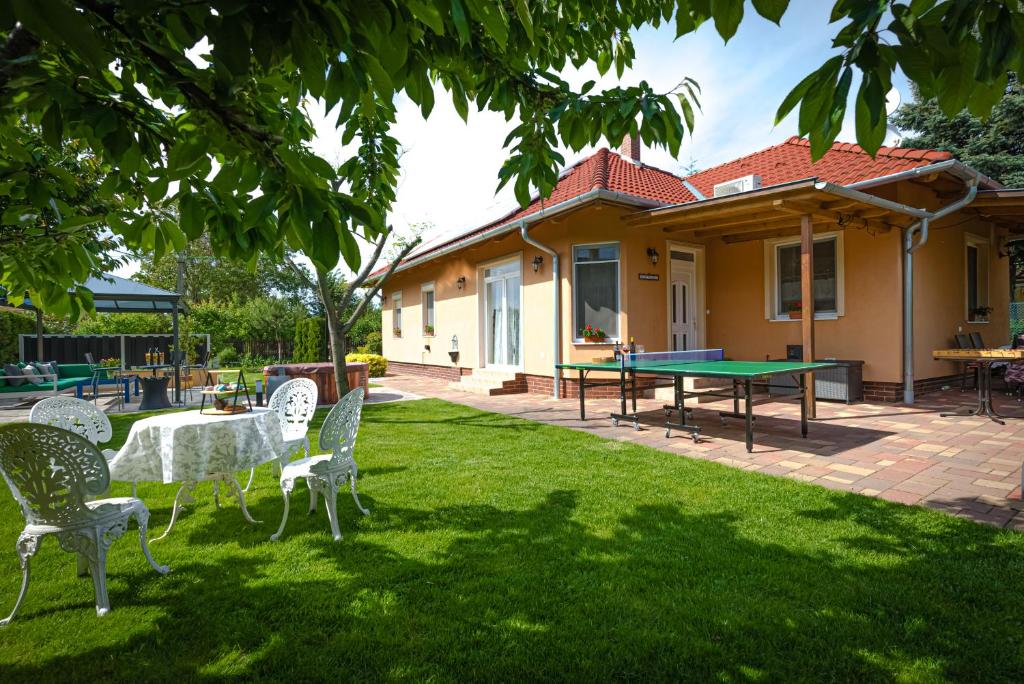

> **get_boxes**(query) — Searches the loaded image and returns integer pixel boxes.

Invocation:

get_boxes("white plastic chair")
[0,424,169,624]
[29,396,131,494]
[244,378,318,491]
[271,388,367,542]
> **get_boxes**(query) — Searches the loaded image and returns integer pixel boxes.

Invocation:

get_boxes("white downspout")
[901,179,978,403]
[520,221,561,399]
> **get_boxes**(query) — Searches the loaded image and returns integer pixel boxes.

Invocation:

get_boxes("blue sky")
[306,0,910,254]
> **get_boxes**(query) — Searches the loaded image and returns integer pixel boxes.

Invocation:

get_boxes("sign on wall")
[638,273,660,281]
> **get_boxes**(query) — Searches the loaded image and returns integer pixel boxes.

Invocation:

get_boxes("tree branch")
[344,235,421,329]
[348,226,394,291]
[284,256,316,291]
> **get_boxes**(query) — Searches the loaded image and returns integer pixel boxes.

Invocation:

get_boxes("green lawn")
[1,399,1022,681]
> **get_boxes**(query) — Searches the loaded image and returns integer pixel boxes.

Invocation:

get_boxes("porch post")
[800,214,816,418]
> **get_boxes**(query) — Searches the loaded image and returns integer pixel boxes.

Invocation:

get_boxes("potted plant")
[424,324,435,336]
[788,302,803,320]
[99,357,121,378]
[969,306,993,322]
[579,324,607,342]
[393,327,402,337]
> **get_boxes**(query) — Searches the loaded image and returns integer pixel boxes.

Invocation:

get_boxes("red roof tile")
[375,137,952,276]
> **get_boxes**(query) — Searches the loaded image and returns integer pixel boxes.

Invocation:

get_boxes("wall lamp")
[646,247,660,265]
[532,255,544,272]
[456,275,466,290]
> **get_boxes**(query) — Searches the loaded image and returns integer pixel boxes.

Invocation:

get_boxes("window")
[392,292,402,336]
[765,233,844,320]
[965,235,990,321]
[573,243,620,339]
[421,283,435,335]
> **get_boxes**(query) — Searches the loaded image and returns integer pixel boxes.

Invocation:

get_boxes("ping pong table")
[557,349,835,452]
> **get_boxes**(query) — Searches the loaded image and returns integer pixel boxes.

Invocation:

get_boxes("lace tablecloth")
[109,408,284,483]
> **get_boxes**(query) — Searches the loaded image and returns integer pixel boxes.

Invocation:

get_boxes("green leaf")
[41,104,63,149]
[711,0,744,42]
[407,0,445,34]
[213,23,251,78]
[513,0,533,40]
[11,0,108,70]
[751,0,789,24]
[854,80,886,156]
[167,137,209,178]
[451,0,471,44]
[179,194,206,240]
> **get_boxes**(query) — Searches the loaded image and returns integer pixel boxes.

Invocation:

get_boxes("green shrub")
[293,318,324,362]
[0,310,35,362]
[345,353,387,377]
[217,346,239,365]
[364,331,383,354]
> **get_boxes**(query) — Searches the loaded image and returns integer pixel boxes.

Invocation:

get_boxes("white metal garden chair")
[29,396,134,494]
[271,387,368,542]
[244,377,318,491]
[0,424,169,624]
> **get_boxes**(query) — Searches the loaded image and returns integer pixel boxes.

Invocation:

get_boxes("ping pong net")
[620,348,725,370]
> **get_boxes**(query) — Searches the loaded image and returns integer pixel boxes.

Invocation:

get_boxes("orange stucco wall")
[382,189,1012,388]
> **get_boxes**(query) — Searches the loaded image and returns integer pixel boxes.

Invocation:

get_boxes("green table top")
[556,359,835,378]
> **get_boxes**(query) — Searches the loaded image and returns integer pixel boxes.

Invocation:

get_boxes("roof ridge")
[784,135,947,161]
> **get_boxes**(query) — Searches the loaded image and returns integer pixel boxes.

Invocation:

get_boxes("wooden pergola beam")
[661,210,790,234]
[691,215,835,239]
[800,213,816,419]
[773,199,894,233]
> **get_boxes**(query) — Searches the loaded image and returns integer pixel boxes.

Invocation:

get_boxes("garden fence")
[221,338,294,360]
[1013,301,1024,338]
[19,334,210,366]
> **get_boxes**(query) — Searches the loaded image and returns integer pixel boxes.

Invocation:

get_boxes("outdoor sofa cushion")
[0,369,5,388]
[3,364,25,387]
[58,363,94,380]
[0,377,80,394]
[21,365,45,385]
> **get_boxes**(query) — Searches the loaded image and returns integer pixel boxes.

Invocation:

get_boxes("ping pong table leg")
[631,369,638,413]
[744,379,754,453]
[732,379,739,415]
[578,369,586,420]
[799,374,808,438]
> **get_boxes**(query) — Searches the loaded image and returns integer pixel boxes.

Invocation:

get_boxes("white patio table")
[108,408,285,540]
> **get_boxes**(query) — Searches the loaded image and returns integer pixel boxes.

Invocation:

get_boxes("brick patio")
[378,372,1024,530]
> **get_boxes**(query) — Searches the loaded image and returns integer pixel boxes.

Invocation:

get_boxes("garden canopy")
[18,273,185,314]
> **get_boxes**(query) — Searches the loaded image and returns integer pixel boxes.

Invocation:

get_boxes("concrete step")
[448,368,527,396]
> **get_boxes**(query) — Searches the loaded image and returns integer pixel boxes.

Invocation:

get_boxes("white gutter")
[847,159,998,191]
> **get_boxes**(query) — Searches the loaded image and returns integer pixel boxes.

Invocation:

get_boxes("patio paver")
[378,373,1024,529]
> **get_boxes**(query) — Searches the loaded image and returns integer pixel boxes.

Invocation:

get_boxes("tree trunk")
[316,267,350,401]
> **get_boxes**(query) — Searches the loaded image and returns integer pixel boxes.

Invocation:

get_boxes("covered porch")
[623,177,1024,410]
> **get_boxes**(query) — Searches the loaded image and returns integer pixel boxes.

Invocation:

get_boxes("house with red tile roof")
[379,136,1023,405]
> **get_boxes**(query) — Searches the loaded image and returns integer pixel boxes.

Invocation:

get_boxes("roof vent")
[712,174,761,197]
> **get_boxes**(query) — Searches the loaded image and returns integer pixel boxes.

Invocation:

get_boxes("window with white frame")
[421,283,435,335]
[765,233,844,319]
[573,243,620,339]
[965,234,990,321]
[392,292,403,336]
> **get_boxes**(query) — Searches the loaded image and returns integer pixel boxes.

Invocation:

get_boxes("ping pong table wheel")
[611,417,619,427]
[665,428,671,438]
[632,421,640,431]
[691,433,700,444]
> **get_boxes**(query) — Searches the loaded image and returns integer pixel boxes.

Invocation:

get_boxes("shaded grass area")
[0,399,1022,681]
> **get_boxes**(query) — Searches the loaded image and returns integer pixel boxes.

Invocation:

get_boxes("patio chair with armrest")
[271,387,367,542]
[0,424,168,624]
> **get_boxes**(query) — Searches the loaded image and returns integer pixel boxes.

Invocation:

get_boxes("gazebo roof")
[20,273,185,313]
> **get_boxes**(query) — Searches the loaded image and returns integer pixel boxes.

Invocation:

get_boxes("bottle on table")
[145,349,151,365]
[159,350,165,365]
[628,336,636,354]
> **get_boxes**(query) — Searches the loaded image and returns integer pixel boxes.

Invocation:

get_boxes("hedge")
[293,318,324,363]
[345,353,387,377]
[0,310,35,362]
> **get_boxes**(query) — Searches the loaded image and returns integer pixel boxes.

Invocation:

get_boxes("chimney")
[619,134,641,163]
